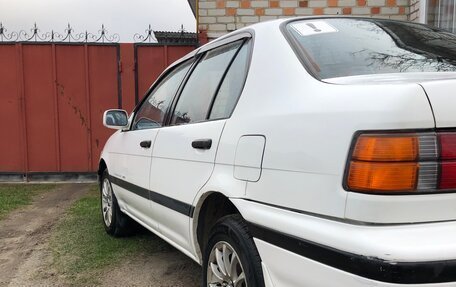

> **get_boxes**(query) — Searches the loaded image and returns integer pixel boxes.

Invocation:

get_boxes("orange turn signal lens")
[352,135,419,162]
[347,161,418,192]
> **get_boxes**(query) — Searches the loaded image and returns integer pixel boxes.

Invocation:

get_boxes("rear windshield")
[285,18,456,79]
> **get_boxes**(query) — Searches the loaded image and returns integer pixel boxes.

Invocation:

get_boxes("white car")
[99,17,456,287]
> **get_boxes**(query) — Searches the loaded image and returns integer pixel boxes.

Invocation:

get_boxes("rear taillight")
[439,133,456,160]
[440,162,456,189]
[346,131,456,194]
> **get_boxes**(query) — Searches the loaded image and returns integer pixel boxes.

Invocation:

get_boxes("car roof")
[165,16,433,76]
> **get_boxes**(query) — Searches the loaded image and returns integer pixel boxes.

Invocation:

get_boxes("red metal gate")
[0,41,198,178]
[0,43,120,174]
[135,44,196,104]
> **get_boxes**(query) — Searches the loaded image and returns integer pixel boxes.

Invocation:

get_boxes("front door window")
[132,59,192,130]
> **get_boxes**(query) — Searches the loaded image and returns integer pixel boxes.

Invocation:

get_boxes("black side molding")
[247,222,456,284]
[109,175,194,217]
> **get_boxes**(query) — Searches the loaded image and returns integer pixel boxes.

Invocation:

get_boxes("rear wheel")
[202,215,264,287]
[100,170,136,236]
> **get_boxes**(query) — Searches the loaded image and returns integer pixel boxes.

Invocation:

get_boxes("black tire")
[100,170,136,237]
[202,214,265,287]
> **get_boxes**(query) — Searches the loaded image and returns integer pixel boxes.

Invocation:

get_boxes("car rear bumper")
[231,198,456,286]
[255,238,456,287]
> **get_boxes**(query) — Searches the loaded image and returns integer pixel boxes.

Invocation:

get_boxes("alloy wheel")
[207,241,247,287]
[101,178,113,227]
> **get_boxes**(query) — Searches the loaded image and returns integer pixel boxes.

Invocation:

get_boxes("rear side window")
[171,40,243,125]
[285,18,456,79]
[209,40,251,120]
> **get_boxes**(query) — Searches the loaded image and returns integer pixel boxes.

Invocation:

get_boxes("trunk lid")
[326,72,456,128]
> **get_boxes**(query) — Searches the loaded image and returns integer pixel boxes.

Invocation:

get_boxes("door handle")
[140,140,152,148]
[192,139,212,150]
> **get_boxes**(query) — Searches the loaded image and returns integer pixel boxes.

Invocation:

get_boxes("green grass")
[0,184,56,220]
[49,185,171,285]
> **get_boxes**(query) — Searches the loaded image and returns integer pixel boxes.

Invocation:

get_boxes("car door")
[149,38,251,251]
[108,59,193,230]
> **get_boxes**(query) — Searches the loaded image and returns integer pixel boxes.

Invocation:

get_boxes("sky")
[0,0,196,43]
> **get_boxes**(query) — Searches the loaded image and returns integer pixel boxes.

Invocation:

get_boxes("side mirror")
[103,109,129,130]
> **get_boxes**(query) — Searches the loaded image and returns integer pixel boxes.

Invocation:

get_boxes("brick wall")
[198,0,412,38]
[409,0,420,21]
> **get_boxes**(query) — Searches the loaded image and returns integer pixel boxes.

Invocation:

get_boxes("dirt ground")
[0,184,201,287]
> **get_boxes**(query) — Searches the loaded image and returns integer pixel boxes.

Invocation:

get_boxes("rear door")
[149,38,251,251]
[109,59,192,229]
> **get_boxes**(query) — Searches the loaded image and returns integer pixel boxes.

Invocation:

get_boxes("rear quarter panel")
[215,21,437,221]
[420,80,456,128]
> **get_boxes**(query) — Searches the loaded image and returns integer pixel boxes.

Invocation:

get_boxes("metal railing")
[0,23,197,44]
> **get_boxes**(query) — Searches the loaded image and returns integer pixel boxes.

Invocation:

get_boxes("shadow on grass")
[49,186,175,285]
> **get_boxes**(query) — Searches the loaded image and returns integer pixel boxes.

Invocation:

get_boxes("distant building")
[187,0,455,40]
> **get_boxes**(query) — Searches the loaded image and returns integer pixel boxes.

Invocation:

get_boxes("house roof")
[187,0,196,17]
[154,31,198,45]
